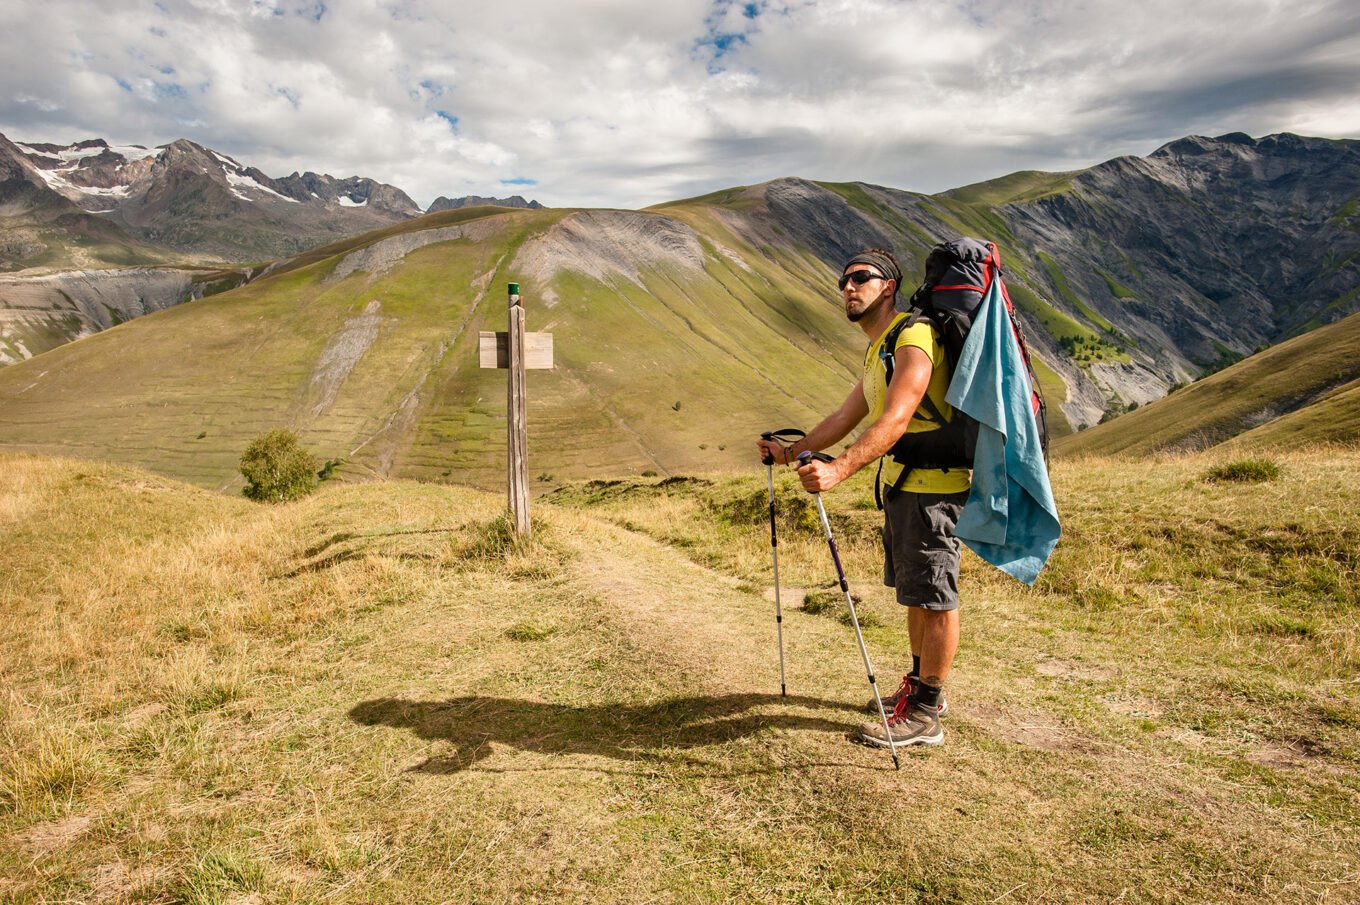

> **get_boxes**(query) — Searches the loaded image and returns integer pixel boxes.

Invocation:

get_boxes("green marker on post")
[508,282,520,296]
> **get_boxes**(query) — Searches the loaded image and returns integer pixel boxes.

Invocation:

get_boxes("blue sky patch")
[696,0,762,73]
[500,177,537,187]
[437,111,459,132]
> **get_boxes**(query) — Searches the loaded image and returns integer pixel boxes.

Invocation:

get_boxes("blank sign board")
[478,331,554,369]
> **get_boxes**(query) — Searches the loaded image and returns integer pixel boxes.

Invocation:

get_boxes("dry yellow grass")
[1,450,1357,903]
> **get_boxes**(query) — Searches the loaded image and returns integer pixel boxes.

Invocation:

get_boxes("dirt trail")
[555,512,913,712]
[558,515,780,696]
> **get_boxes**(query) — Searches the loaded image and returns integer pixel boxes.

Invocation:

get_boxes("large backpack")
[876,237,1048,504]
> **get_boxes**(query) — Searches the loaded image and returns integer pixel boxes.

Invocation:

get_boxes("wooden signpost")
[479,282,553,537]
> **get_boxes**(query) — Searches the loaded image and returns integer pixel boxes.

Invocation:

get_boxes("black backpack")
[876,237,1048,504]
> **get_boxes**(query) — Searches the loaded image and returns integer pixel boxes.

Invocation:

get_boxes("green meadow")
[2,448,1356,903]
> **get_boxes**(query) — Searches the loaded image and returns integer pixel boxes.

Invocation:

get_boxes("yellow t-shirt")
[862,312,972,494]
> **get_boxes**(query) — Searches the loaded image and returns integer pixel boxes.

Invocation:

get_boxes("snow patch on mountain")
[224,169,298,203]
[107,145,158,163]
[209,149,243,170]
[15,142,154,165]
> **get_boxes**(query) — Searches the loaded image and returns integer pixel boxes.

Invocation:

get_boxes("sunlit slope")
[0,205,867,491]
[3,450,1356,901]
[1055,310,1360,456]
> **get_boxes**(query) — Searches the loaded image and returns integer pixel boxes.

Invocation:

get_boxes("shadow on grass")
[284,527,466,577]
[348,693,859,774]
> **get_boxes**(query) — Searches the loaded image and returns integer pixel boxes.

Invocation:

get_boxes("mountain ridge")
[1,130,1357,454]
[3,160,1355,493]
[0,133,547,266]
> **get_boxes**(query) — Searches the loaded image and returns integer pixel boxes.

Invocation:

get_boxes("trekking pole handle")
[760,428,806,466]
[796,450,836,465]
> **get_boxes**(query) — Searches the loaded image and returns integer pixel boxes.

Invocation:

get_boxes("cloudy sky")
[3,0,1359,209]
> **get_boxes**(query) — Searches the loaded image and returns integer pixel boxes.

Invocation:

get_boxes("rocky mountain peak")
[425,194,544,213]
[1,132,427,262]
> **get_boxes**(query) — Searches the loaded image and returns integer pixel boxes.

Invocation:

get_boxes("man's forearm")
[793,414,854,459]
[781,383,868,462]
[830,414,911,479]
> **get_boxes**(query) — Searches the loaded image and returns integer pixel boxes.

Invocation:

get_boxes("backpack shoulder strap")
[879,310,925,386]
[882,308,947,425]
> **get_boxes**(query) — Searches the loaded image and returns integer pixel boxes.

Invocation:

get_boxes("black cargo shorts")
[881,487,968,611]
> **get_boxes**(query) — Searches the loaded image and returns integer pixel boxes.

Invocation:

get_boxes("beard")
[846,291,888,323]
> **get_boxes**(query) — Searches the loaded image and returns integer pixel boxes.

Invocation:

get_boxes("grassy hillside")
[2,451,1356,902]
[940,170,1078,207]
[1056,310,1360,456]
[0,202,877,493]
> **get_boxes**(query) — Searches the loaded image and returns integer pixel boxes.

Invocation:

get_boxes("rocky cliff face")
[994,133,1360,411]
[426,194,544,212]
[0,266,248,364]
[708,135,1360,428]
[274,171,421,217]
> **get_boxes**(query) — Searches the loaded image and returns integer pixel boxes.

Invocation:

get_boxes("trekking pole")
[797,451,900,770]
[760,428,806,697]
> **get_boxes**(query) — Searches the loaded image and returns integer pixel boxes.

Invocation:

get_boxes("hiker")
[754,248,968,749]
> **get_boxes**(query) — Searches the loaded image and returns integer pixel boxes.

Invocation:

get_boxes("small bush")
[457,513,556,568]
[844,610,883,629]
[1204,458,1282,484]
[803,588,880,627]
[239,429,320,502]
[804,587,860,615]
[711,486,818,533]
[460,513,522,561]
[802,588,840,615]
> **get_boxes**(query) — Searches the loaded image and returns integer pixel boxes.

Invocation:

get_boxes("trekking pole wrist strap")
[762,428,806,465]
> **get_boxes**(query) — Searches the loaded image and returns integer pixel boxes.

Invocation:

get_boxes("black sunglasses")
[837,269,888,291]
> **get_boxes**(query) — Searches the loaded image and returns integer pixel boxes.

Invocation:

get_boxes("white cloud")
[1,0,1357,208]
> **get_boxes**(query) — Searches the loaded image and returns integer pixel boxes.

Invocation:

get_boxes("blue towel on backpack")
[944,280,1061,585]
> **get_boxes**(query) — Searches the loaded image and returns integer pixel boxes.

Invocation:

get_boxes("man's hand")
[755,437,793,466]
[796,455,844,493]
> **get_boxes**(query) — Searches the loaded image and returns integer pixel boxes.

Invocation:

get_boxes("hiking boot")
[858,699,944,748]
[866,676,948,718]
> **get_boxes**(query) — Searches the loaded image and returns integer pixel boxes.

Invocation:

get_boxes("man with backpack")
[755,247,974,749]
